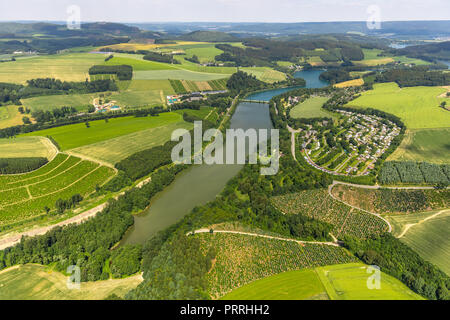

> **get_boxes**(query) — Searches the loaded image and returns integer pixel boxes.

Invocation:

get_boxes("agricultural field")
[0,153,115,227]
[289,96,335,119]
[222,263,423,300]
[353,49,395,66]
[388,128,450,164]
[21,93,96,112]
[197,232,358,299]
[347,82,450,129]
[379,161,449,185]
[0,136,57,159]
[331,184,450,214]
[0,264,142,300]
[334,78,364,88]
[69,121,193,165]
[21,112,183,150]
[104,55,176,71]
[388,210,450,275]
[183,45,224,63]
[0,105,24,129]
[240,67,286,83]
[99,41,209,52]
[315,263,424,300]
[134,69,229,81]
[0,53,106,84]
[169,78,228,94]
[271,189,389,239]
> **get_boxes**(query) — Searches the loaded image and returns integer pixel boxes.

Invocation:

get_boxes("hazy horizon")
[0,0,449,23]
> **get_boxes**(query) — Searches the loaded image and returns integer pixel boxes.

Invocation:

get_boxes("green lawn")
[21,112,183,150]
[0,53,105,84]
[0,264,142,300]
[347,83,450,129]
[388,128,450,164]
[222,263,423,300]
[290,96,335,119]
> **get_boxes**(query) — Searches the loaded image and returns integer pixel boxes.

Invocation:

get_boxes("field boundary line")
[66,150,117,170]
[189,229,340,247]
[2,165,103,208]
[397,209,450,238]
[0,158,83,192]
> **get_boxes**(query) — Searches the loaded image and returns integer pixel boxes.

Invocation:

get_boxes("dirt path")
[0,202,109,250]
[328,182,393,233]
[287,125,301,161]
[190,229,340,247]
[397,209,449,238]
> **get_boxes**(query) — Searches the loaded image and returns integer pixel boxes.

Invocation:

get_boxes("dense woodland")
[375,66,450,87]
[0,157,48,174]
[88,65,133,81]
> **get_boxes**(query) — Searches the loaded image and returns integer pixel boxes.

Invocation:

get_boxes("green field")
[222,269,327,300]
[21,93,96,112]
[69,121,193,165]
[0,264,142,300]
[0,136,57,159]
[388,128,450,164]
[0,153,114,226]
[222,263,423,300]
[347,83,450,129]
[290,96,335,119]
[0,53,105,84]
[184,45,224,63]
[104,55,176,71]
[316,263,423,300]
[21,113,183,150]
[390,210,450,276]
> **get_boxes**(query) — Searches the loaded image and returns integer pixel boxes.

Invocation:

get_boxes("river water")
[121,70,327,245]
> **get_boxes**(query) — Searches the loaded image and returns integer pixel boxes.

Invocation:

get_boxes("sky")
[0,0,449,23]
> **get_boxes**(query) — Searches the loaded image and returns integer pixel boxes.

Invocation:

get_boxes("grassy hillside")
[0,105,24,129]
[0,264,142,300]
[347,83,450,129]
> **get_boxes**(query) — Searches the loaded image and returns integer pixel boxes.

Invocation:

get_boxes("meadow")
[21,93,96,112]
[222,263,423,300]
[0,136,57,159]
[391,210,450,275]
[0,53,106,84]
[334,78,364,88]
[69,121,193,165]
[0,105,24,129]
[134,69,229,81]
[21,112,183,150]
[0,264,142,300]
[240,67,286,83]
[346,82,450,129]
[197,232,357,299]
[0,154,114,227]
[289,96,335,119]
[388,128,450,164]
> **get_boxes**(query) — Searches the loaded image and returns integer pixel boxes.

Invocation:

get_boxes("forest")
[88,65,133,81]
[375,66,450,87]
[0,157,48,174]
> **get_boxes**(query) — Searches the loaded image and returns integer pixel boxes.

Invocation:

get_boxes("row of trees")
[88,65,133,81]
[0,157,48,174]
